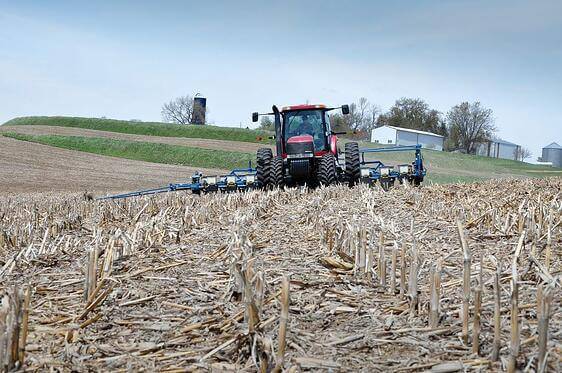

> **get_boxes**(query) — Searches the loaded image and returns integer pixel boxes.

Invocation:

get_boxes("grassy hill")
[2,116,560,184]
[3,116,273,144]
[3,133,253,171]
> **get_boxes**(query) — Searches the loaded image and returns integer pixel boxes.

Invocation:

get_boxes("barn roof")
[493,138,518,146]
[381,125,444,138]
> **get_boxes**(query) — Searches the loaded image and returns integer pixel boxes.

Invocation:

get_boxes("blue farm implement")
[98,166,259,200]
[99,103,426,200]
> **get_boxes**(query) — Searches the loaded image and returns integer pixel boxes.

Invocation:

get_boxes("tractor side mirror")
[252,112,259,122]
[341,105,350,115]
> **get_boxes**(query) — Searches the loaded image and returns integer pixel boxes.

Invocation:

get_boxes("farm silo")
[541,142,562,167]
[192,96,207,125]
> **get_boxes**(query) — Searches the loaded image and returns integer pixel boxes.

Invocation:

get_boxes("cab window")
[283,110,327,150]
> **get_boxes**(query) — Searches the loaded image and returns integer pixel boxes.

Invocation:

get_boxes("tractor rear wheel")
[317,153,337,186]
[256,148,273,189]
[344,142,361,186]
[270,156,285,189]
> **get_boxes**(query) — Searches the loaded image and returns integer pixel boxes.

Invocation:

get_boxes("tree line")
[259,97,530,160]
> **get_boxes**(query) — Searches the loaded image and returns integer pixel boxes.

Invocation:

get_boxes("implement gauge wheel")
[317,153,337,186]
[270,156,285,189]
[411,176,423,186]
[256,148,273,189]
[344,142,361,186]
[381,179,394,191]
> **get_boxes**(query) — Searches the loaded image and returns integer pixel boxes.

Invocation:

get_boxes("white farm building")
[475,138,521,161]
[370,125,444,151]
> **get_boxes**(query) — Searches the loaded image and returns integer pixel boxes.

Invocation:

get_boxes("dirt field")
[0,178,560,371]
[0,125,273,153]
[0,136,226,193]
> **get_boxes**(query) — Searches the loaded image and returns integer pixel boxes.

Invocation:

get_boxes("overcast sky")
[1,0,560,159]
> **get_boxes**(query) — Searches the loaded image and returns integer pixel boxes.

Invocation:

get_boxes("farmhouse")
[370,125,444,151]
[475,138,521,161]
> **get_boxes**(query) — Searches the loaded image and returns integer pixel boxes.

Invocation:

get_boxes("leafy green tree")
[330,113,352,134]
[258,116,274,131]
[377,98,444,135]
[446,101,495,154]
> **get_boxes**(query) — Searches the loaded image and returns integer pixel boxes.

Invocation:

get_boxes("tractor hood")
[287,134,314,144]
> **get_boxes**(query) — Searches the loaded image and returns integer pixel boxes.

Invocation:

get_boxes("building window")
[388,140,392,143]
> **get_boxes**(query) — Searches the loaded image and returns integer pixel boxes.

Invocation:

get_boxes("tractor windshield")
[283,110,326,150]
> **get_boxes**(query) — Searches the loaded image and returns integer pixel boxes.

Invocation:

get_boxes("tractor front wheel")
[270,156,285,189]
[317,153,337,186]
[344,142,361,187]
[256,148,273,189]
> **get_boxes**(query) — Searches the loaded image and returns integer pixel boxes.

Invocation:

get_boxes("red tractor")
[252,104,361,188]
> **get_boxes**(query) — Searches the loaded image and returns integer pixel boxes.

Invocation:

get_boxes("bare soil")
[0,136,226,194]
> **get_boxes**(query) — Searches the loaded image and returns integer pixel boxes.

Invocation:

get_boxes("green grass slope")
[4,133,254,171]
[3,116,273,144]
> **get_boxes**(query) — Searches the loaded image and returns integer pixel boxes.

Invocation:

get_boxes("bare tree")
[514,146,532,162]
[161,94,206,125]
[343,97,380,132]
[446,102,496,154]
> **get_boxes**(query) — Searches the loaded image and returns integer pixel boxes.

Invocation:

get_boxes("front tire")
[256,148,273,189]
[317,153,337,186]
[344,142,361,187]
[270,156,285,189]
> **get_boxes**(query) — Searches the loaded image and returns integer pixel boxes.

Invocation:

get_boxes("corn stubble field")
[0,179,560,372]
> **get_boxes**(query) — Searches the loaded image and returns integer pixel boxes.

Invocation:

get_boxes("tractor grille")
[289,159,311,179]
[286,141,314,155]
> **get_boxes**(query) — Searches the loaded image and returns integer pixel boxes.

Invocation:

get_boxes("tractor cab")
[281,105,331,157]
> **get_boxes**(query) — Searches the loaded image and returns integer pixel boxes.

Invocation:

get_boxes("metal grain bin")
[542,142,562,167]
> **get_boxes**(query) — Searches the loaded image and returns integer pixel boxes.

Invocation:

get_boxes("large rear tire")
[256,148,273,189]
[317,153,337,186]
[270,156,285,189]
[344,142,361,187]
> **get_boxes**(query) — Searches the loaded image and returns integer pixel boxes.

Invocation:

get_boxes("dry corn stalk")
[273,276,290,373]
[379,233,386,288]
[429,258,442,328]
[491,259,501,361]
[83,248,98,303]
[457,220,471,345]
[391,243,398,295]
[537,284,553,373]
[400,242,406,298]
[472,255,483,355]
[408,237,419,316]
[0,285,31,372]
[508,232,525,373]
